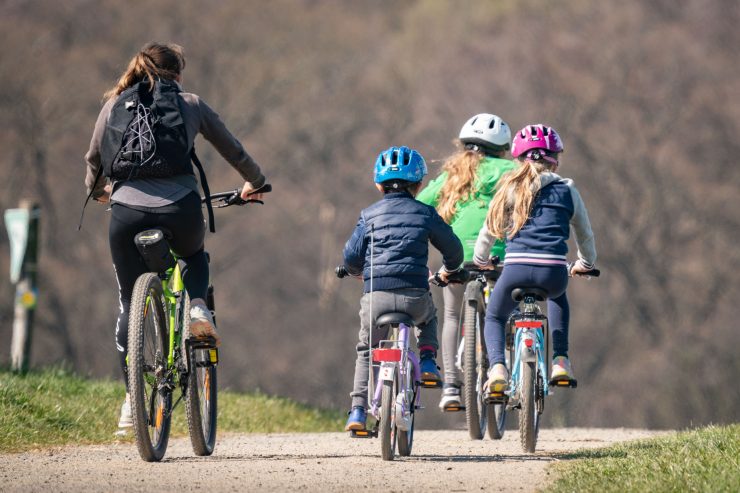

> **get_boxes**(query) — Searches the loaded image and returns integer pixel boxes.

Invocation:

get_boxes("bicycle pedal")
[485,391,507,404]
[350,429,377,439]
[549,378,577,388]
[443,405,465,412]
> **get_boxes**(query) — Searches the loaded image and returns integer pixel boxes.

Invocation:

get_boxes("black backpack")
[101,79,191,180]
[80,78,215,232]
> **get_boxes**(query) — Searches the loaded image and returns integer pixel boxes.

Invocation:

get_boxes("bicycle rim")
[128,273,172,462]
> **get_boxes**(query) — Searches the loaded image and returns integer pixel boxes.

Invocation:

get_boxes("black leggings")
[109,192,208,385]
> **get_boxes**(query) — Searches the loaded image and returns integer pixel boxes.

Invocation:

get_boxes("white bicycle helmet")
[458,113,511,152]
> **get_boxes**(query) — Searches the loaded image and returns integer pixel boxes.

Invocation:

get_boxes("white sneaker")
[190,299,220,346]
[115,393,132,436]
[485,364,509,394]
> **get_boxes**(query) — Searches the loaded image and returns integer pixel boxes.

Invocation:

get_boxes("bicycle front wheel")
[463,295,487,440]
[128,272,172,462]
[183,295,218,456]
[379,370,398,461]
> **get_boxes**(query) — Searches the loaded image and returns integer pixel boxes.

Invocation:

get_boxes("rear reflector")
[524,339,534,348]
[372,348,402,362]
[515,320,543,328]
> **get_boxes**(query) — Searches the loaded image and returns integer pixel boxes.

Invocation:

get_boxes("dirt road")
[0,428,657,492]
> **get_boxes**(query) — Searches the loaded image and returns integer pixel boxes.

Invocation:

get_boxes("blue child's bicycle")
[486,260,600,453]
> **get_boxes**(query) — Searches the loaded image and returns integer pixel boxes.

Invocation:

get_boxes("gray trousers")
[350,288,438,409]
[441,282,465,386]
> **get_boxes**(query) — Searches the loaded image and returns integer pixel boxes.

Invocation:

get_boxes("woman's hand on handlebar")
[241,181,265,202]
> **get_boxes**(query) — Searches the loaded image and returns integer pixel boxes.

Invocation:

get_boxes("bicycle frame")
[370,323,421,420]
[507,299,550,402]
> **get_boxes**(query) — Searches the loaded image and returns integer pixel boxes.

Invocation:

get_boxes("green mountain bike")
[127,185,270,462]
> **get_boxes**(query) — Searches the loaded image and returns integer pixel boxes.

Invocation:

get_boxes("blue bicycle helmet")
[373,146,427,184]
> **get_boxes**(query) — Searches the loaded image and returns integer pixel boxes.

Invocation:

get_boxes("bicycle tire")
[182,295,218,456]
[487,400,506,440]
[519,361,538,453]
[128,272,172,462]
[463,293,486,440]
[379,374,397,461]
[397,361,415,456]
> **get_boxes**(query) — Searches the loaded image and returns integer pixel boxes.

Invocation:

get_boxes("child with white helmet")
[340,146,464,431]
[474,124,597,392]
[417,114,516,411]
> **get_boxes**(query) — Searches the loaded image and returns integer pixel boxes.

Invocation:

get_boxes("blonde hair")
[103,42,185,101]
[486,159,554,239]
[436,145,487,222]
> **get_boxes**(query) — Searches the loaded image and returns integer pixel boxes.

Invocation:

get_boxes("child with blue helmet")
[341,146,464,431]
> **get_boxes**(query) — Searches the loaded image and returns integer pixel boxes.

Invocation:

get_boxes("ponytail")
[486,159,551,240]
[103,42,185,101]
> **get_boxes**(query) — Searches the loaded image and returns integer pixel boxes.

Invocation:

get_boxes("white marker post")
[5,200,40,373]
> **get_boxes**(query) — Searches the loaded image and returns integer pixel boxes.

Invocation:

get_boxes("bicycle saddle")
[511,287,548,302]
[376,312,414,326]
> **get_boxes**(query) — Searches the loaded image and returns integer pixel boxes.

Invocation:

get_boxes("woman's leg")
[160,193,208,302]
[109,205,151,385]
[441,282,464,385]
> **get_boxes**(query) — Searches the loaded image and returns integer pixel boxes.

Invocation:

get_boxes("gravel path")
[0,428,659,492]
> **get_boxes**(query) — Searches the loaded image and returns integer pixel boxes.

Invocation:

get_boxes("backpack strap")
[77,165,104,231]
[190,148,215,233]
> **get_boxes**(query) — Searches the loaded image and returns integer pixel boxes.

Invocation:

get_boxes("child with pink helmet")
[474,124,597,391]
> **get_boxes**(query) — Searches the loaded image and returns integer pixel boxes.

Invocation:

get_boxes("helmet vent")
[488,119,496,129]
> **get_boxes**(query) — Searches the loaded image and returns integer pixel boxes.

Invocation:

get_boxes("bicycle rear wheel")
[397,361,415,456]
[379,370,398,461]
[463,294,487,440]
[519,361,539,453]
[182,295,218,456]
[128,273,172,462]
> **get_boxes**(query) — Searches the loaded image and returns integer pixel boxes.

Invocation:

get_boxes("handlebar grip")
[335,265,349,279]
[576,268,600,277]
[248,183,272,195]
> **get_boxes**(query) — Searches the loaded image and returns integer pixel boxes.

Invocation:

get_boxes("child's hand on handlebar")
[568,259,595,277]
[473,255,498,270]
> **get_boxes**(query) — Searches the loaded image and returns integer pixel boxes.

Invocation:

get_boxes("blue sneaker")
[419,353,442,388]
[344,406,367,431]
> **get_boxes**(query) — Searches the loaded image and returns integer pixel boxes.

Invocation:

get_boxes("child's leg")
[349,292,392,409]
[441,283,464,385]
[548,293,570,357]
[484,267,519,367]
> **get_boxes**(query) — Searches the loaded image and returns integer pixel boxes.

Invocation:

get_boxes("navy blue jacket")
[343,191,464,292]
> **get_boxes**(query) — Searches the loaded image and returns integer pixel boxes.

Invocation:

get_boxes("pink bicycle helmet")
[511,124,563,165]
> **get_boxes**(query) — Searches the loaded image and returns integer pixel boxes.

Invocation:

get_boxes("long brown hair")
[103,42,185,101]
[436,144,487,222]
[485,159,554,239]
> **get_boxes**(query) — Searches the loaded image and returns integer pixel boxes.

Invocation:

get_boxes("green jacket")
[417,156,516,262]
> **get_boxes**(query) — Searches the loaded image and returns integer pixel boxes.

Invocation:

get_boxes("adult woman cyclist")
[84,42,268,434]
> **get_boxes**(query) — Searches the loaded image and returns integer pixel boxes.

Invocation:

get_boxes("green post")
[6,200,40,374]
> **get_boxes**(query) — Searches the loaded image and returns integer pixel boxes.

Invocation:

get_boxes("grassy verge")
[547,424,740,492]
[0,368,344,453]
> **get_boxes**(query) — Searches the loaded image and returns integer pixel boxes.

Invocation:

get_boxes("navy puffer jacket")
[343,191,464,292]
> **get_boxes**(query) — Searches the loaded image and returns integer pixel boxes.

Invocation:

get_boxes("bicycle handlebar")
[203,183,272,208]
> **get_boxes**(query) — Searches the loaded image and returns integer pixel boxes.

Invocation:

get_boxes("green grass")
[547,424,740,493]
[0,368,344,453]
